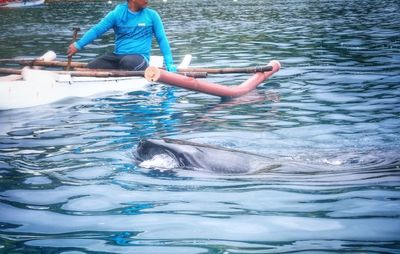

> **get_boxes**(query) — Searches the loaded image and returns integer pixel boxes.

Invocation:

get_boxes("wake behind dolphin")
[133,138,280,174]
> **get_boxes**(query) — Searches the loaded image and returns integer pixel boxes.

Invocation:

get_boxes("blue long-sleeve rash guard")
[74,3,174,66]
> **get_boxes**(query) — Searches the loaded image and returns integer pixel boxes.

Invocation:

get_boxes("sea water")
[0,0,399,253]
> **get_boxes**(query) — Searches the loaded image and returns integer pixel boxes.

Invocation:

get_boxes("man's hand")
[67,43,78,58]
[166,64,177,72]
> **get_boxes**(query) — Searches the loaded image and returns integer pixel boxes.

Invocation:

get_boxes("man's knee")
[119,55,148,71]
[87,53,118,69]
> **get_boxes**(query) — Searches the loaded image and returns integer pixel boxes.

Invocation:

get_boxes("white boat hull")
[0,0,45,8]
[0,54,192,110]
[0,76,150,110]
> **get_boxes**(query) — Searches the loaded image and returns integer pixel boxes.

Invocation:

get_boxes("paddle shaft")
[66,27,80,71]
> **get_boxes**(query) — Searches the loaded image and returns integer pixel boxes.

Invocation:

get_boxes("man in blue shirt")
[67,0,176,72]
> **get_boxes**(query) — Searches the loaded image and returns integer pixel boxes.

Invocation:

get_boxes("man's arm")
[68,10,116,57]
[152,11,176,72]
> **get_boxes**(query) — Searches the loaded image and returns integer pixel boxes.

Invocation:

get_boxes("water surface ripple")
[0,0,400,253]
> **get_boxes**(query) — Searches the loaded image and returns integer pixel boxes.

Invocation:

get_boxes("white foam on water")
[139,154,179,171]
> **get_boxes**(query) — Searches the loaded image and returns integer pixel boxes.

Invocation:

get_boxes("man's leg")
[119,55,148,71]
[86,53,120,69]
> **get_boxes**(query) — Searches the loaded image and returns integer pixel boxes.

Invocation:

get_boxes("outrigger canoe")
[0,53,192,110]
[0,0,45,8]
[0,51,281,110]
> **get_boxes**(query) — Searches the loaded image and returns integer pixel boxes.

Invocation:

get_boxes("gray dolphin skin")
[133,138,280,174]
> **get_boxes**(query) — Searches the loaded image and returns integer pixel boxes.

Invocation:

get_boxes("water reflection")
[1,0,400,253]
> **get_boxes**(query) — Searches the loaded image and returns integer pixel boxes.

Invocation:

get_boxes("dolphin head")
[133,139,194,168]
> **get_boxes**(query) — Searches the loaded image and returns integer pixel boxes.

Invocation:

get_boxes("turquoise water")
[1,0,400,253]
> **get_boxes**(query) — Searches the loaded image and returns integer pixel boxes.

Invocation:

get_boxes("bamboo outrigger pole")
[0,59,87,68]
[178,65,273,74]
[0,59,274,75]
[0,67,207,78]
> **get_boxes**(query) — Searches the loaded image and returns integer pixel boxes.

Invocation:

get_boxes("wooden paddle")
[66,27,80,71]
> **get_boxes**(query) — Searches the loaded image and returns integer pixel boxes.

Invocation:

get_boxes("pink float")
[144,60,281,97]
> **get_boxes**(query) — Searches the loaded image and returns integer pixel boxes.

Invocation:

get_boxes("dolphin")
[133,138,280,174]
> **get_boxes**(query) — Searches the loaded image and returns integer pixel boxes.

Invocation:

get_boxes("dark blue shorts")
[87,53,148,71]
